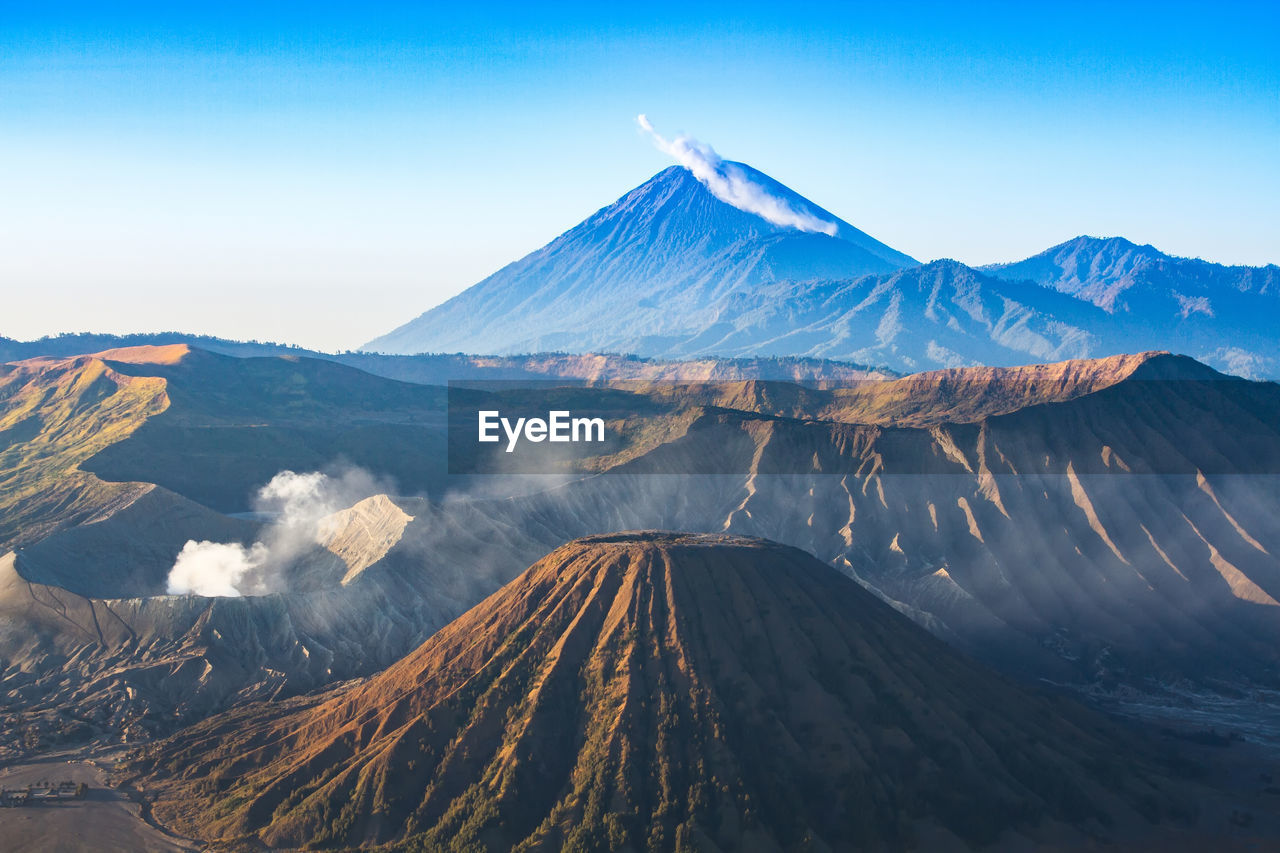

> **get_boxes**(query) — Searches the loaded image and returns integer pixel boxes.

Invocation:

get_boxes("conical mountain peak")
[364,164,915,356]
[137,532,1185,851]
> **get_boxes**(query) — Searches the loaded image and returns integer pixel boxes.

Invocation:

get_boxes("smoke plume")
[166,468,385,597]
[636,114,838,236]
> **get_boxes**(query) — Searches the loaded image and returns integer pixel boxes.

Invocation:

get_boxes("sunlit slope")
[0,343,447,550]
[6,346,1280,748]
[0,351,170,551]
[136,534,1187,851]
[317,493,415,585]
[1,343,451,601]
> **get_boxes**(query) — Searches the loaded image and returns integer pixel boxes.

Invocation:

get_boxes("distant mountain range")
[364,165,1279,379]
[982,235,1280,378]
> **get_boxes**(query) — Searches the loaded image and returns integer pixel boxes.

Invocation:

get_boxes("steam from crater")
[166,468,383,597]
[168,540,267,598]
[636,114,838,236]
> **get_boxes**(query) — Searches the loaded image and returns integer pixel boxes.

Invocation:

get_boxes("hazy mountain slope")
[356,168,1157,374]
[635,259,1110,370]
[604,356,1280,679]
[985,236,1279,310]
[0,489,513,760]
[342,350,894,384]
[984,236,1280,378]
[600,247,1278,375]
[365,164,916,356]
[15,485,258,598]
[136,534,1187,852]
[361,168,1277,376]
[407,353,1280,683]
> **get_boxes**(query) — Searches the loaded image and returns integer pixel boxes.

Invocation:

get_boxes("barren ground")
[0,751,195,853]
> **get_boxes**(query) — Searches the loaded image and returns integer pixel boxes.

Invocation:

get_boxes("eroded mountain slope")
[135,534,1190,852]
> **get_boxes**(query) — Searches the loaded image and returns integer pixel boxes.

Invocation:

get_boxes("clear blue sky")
[3,1,1277,350]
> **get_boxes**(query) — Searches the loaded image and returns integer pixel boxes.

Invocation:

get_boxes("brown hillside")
[138,533,1186,851]
[0,352,169,551]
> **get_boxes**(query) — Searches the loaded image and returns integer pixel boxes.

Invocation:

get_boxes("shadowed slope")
[138,533,1185,851]
[602,355,1280,680]
[83,346,449,511]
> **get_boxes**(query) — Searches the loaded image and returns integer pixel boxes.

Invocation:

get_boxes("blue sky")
[3,1,1277,350]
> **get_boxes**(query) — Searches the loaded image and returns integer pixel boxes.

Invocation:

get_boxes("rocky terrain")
[0,347,171,552]
[3,343,1280,780]
[424,350,1280,685]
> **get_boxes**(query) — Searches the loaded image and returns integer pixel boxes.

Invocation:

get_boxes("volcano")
[137,532,1186,851]
[364,164,916,356]
[360,165,1110,374]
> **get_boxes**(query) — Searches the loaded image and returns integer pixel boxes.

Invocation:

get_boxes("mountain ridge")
[983,236,1280,377]
[0,333,899,383]
[983,235,1280,312]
